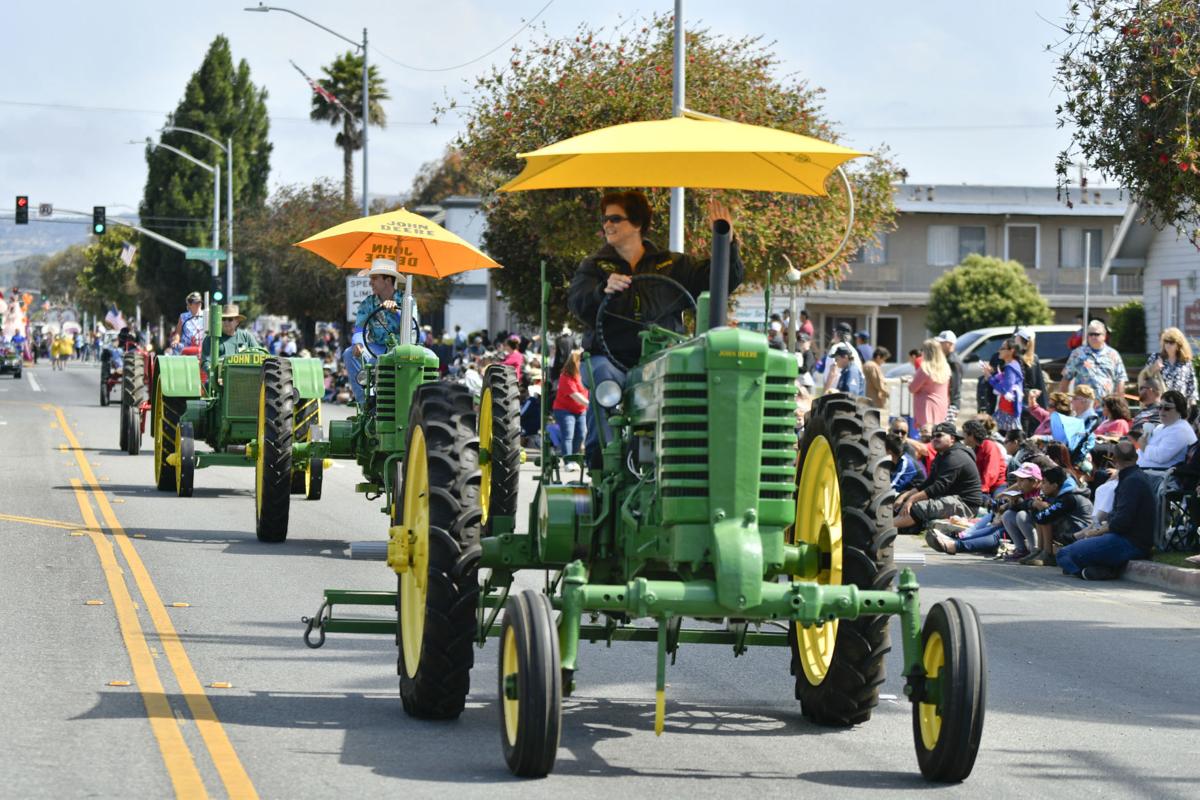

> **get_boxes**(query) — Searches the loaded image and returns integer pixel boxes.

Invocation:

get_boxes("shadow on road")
[129,528,352,559]
[51,483,253,500]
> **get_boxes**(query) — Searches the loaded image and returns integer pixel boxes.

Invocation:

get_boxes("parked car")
[885,325,1079,382]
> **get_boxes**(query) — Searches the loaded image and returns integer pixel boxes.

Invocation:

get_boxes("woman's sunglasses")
[601,214,628,225]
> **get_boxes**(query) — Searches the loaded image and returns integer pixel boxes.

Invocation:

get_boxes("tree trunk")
[342,116,354,206]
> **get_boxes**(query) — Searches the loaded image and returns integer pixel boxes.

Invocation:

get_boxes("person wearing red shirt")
[552,349,589,459]
[501,334,524,382]
[964,418,1007,496]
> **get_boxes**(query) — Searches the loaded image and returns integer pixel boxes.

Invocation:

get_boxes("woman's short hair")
[874,345,891,362]
[962,419,988,442]
[1101,394,1131,421]
[601,190,653,234]
[1049,391,1072,414]
[1161,389,1188,415]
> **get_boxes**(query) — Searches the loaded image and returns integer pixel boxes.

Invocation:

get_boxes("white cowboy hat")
[360,257,402,281]
[221,304,246,321]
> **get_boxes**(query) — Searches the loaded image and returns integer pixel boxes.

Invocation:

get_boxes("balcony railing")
[831,263,1142,296]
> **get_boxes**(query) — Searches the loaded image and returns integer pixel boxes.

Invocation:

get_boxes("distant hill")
[0,218,91,267]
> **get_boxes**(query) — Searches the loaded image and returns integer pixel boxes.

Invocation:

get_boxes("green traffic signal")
[213,290,225,303]
[92,206,106,235]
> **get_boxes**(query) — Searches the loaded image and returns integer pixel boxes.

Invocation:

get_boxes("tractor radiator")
[225,366,264,419]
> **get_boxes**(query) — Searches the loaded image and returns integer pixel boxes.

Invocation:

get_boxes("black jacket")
[568,238,744,367]
[1107,464,1157,552]
[919,441,983,510]
[1034,484,1094,537]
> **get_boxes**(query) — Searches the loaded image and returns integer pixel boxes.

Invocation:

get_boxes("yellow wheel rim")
[919,631,945,750]
[175,419,184,495]
[153,381,165,484]
[479,386,493,525]
[255,383,266,517]
[794,435,843,685]
[399,426,430,678]
[502,625,519,747]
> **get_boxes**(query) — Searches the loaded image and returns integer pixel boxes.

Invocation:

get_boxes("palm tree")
[310,51,389,206]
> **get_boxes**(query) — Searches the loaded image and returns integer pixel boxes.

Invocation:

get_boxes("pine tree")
[138,35,272,317]
[309,51,389,206]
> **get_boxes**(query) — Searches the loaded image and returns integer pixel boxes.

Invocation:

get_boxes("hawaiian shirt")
[1063,344,1128,399]
[1146,353,1199,405]
[177,311,205,351]
[354,294,415,350]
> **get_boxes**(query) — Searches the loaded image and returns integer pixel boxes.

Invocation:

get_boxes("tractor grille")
[377,366,396,425]
[225,366,264,419]
[660,373,708,498]
[760,375,798,502]
[422,366,440,384]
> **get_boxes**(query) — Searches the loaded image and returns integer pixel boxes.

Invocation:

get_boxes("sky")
[0,0,1090,227]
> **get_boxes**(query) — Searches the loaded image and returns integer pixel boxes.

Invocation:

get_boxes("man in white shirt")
[1138,390,1195,470]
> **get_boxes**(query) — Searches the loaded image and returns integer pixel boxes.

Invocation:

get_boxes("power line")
[371,0,555,72]
[0,98,434,126]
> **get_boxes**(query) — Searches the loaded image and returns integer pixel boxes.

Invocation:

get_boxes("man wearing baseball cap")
[822,321,862,391]
[894,421,983,534]
[935,330,963,422]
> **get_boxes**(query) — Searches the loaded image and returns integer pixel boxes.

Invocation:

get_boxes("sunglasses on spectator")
[601,214,629,225]
[1087,331,1104,337]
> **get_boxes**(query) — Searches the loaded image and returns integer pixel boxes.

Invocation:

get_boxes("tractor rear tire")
[119,354,145,452]
[913,598,986,782]
[256,358,295,542]
[790,392,897,727]
[124,401,142,456]
[479,364,521,533]
[499,590,563,777]
[396,382,481,719]
[176,422,195,498]
[153,379,183,492]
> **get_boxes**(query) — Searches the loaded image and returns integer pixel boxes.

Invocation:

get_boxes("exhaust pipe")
[708,219,732,328]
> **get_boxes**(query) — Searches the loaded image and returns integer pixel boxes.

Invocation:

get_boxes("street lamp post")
[246,3,369,216]
[148,138,220,289]
[162,125,234,300]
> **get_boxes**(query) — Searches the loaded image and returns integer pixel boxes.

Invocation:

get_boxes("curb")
[1121,559,1200,598]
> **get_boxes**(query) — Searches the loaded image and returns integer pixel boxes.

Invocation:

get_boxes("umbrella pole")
[399,274,414,346]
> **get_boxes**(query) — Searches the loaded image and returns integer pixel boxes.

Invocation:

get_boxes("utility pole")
[669,0,685,252]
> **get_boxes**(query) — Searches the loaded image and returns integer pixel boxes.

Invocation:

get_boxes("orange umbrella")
[294,207,502,277]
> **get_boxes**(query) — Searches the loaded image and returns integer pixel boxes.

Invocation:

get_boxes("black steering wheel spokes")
[363,303,421,358]
[595,273,697,371]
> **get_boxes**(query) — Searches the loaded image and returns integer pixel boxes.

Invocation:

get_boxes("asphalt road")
[2,361,1198,799]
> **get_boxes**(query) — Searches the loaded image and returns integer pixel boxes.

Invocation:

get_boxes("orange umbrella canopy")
[294,207,501,277]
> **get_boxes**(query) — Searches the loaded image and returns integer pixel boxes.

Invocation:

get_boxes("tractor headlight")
[357,370,369,387]
[595,380,622,409]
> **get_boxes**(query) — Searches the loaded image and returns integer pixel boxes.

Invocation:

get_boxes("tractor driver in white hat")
[342,258,415,404]
[216,304,259,358]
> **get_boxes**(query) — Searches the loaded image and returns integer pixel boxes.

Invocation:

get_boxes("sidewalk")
[1122,559,1200,597]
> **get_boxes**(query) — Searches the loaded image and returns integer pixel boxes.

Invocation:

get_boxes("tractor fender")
[288,357,325,401]
[155,355,202,397]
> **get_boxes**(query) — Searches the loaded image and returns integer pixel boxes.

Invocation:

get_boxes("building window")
[851,233,887,264]
[1004,224,1039,268]
[958,226,986,261]
[1163,280,1180,330]
[1058,227,1103,268]
[928,225,985,266]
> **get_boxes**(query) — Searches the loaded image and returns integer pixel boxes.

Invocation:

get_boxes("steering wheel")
[595,273,698,371]
[363,303,421,358]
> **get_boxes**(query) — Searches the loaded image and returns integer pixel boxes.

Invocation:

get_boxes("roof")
[1099,201,1158,279]
[894,184,1127,217]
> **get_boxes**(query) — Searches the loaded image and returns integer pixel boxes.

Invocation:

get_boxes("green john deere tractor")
[151,302,324,541]
[250,291,439,543]
[304,226,986,782]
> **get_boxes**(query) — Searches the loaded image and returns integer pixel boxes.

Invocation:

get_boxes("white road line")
[27,373,42,392]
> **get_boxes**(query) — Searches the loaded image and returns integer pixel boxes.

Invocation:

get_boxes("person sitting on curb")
[927,462,1042,556]
[1057,441,1156,580]
[1130,371,1165,438]
[893,422,983,534]
[1023,465,1094,566]
[963,418,1007,497]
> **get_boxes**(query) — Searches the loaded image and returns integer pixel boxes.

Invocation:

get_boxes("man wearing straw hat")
[342,258,412,404]
[216,304,259,358]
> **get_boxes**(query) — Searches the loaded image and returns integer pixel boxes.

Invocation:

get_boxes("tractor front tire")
[100,362,111,406]
[790,393,897,727]
[499,590,563,777]
[479,364,521,532]
[124,402,142,456]
[176,422,195,498]
[396,382,481,719]
[256,358,295,542]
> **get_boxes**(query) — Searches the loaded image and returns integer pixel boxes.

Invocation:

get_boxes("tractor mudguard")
[288,357,325,401]
[155,355,202,397]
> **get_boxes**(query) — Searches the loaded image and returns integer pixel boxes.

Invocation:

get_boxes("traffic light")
[15,196,28,224]
[211,276,224,305]
[92,206,106,235]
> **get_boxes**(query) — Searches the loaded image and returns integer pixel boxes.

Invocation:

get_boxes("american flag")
[120,241,136,267]
[290,60,356,120]
[104,305,127,331]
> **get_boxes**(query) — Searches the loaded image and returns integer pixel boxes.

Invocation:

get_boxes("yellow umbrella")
[499,110,865,195]
[295,207,502,277]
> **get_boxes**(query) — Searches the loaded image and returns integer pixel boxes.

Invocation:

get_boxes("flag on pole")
[104,305,127,331]
[290,60,356,120]
[120,241,136,267]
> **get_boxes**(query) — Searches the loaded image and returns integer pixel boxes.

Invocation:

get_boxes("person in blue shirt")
[886,433,925,493]
[173,291,205,354]
[342,259,412,404]
[832,344,865,397]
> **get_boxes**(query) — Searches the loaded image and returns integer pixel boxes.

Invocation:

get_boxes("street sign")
[185,247,227,261]
[38,203,52,217]
[346,276,371,322]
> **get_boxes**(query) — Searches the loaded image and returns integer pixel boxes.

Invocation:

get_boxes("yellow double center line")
[53,404,258,799]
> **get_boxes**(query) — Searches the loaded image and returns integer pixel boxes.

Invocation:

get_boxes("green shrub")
[1106,300,1146,353]
[928,255,1053,335]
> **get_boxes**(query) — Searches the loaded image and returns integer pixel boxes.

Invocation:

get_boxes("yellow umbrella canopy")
[499,112,865,195]
[294,207,502,277]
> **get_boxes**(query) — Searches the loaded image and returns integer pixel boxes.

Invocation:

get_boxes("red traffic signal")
[15,195,28,224]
